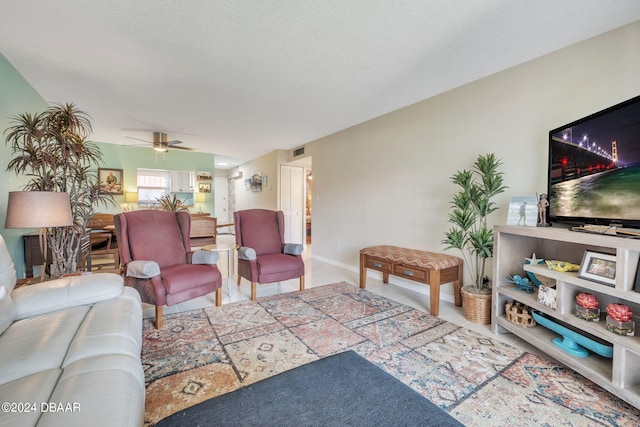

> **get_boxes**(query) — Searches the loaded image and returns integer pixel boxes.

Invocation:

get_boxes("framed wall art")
[578,250,617,286]
[198,182,211,193]
[98,168,123,195]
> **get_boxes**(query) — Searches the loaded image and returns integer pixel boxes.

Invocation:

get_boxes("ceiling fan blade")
[169,145,197,151]
[166,140,183,145]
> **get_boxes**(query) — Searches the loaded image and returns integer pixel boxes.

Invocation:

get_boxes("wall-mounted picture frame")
[578,250,617,286]
[251,173,262,192]
[198,183,211,193]
[98,168,123,195]
[196,171,212,181]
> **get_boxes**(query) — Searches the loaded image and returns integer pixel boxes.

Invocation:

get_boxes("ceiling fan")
[125,132,197,152]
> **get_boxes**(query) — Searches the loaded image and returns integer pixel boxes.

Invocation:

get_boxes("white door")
[214,177,230,234]
[280,165,305,244]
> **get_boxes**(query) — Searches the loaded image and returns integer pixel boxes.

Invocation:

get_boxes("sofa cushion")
[161,263,220,295]
[0,306,89,386]
[0,369,61,427]
[11,273,123,320]
[0,287,14,335]
[64,288,142,367]
[41,354,145,427]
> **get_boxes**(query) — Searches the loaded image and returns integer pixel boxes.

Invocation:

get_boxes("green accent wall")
[0,52,216,278]
[95,142,215,214]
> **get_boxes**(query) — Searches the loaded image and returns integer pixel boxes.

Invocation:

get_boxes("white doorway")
[214,177,231,234]
[280,165,305,245]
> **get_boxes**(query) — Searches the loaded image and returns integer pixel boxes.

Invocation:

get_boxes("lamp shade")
[195,193,206,203]
[5,191,74,229]
[125,191,139,203]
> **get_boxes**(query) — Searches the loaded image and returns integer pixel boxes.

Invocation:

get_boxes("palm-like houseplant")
[443,153,506,300]
[5,103,114,277]
[156,193,189,212]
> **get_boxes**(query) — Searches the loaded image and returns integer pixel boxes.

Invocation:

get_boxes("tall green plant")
[5,103,114,276]
[442,153,507,293]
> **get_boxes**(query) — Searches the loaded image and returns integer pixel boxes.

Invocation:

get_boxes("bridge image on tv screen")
[548,96,640,224]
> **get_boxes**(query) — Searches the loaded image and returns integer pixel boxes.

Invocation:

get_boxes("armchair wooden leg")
[215,288,222,306]
[251,282,257,301]
[237,275,242,286]
[300,275,305,292]
[155,306,164,329]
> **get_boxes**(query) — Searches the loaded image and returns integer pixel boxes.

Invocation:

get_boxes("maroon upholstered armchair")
[115,210,222,328]
[234,209,305,300]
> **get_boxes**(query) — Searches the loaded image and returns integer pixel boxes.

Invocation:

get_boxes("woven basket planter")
[461,288,492,325]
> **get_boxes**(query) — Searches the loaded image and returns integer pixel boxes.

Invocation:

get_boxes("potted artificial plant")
[156,193,190,212]
[5,103,114,277]
[442,153,506,324]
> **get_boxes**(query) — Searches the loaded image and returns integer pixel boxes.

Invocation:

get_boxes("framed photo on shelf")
[98,168,123,195]
[506,196,538,227]
[578,250,617,286]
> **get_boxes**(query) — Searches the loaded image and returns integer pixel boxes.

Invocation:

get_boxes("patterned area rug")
[142,282,640,426]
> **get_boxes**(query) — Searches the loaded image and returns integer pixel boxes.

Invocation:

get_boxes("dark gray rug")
[155,350,463,427]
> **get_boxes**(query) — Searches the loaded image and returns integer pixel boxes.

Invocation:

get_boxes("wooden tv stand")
[493,225,640,408]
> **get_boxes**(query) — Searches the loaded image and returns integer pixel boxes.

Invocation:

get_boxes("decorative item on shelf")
[605,303,635,336]
[524,253,547,286]
[504,274,534,293]
[532,311,613,358]
[537,284,557,309]
[574,292,600,322]
[536,192,550,227]
[442,153,507,325]
[545,259,580,272]
[578,250,617,287]
[505,301,536,327]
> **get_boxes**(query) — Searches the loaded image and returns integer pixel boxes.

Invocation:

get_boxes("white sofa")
[0,235,144,427]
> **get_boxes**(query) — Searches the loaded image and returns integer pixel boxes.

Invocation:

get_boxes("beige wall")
[233,150,288,211]
[307,21,640,297]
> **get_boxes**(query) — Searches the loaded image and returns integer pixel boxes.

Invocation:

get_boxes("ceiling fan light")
[153,140,168,152]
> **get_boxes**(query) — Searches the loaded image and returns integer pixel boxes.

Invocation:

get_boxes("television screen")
[548,95,640,228]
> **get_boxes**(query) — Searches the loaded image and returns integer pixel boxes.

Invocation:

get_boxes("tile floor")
[149,234,543,355]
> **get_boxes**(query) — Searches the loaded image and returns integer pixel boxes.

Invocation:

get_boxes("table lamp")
[125,191,138,211]
[5,191,74,281]
[196,192,206,213]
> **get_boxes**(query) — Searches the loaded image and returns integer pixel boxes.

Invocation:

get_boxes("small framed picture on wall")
[98,168,123,195]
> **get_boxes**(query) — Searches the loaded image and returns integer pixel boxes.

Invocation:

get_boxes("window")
[137,169,170,206]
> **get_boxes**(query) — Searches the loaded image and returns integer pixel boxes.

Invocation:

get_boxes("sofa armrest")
[126,260,161,278]
[283,243,303,256]
[11,273,124,320]
[192,250,219,265]
[238,246,257,260]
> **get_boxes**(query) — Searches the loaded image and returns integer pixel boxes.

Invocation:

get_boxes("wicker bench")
[359,245,463,316]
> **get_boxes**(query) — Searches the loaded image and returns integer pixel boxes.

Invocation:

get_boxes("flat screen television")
[547,95,640,229]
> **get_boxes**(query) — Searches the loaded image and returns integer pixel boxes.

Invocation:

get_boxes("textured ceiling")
[1,1,640,169]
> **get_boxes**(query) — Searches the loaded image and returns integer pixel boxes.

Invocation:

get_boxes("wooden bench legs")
[359,253,463,317]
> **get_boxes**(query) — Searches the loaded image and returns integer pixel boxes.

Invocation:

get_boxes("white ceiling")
[1,1,640,169]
